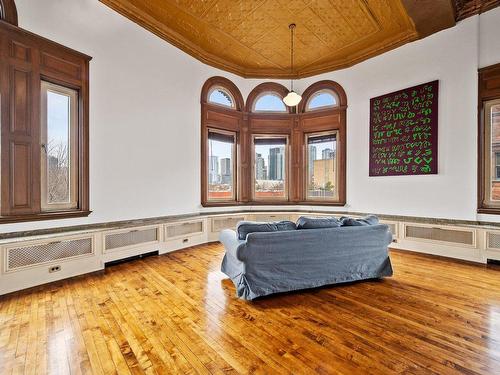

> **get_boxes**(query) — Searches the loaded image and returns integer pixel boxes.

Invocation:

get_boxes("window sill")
[202,201,346,207]
[0,210,92,224]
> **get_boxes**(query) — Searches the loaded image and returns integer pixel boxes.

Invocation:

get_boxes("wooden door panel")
[10,141,32,209]
[10,41,31,62]
[10,67,31,135]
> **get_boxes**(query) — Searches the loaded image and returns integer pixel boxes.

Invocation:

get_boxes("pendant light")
[283,23,302,107]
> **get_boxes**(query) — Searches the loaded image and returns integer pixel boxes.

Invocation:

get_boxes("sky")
[47,90,70,150]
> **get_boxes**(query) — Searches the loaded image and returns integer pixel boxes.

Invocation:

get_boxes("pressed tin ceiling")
[98,0,496,78]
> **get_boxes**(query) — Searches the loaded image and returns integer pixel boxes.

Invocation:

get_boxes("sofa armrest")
[219,229,246,260]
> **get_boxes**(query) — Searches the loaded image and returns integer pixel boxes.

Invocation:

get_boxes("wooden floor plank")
[0,244,499,374]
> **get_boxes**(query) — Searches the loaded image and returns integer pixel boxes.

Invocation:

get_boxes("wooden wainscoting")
[1,242,499,374]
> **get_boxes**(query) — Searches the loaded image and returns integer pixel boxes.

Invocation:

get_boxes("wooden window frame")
[206,128,237,203]
[207,85,236,109]
[40,81,79,212]
[305,89,340,112]
[305,130,340,202]
[201,78,347,207]
[201,77,244,207]
[0,0,18,26]
[251,134,290,202]
[478,63,500,214]
[0,18,91,224]
[251,92,288,113]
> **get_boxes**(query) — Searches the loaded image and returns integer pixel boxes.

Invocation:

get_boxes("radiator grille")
[212,216,245,232]
[105,228,158,251]
[166,221,203,238]
[405,225,474,245]
[7,237,93,271]
[487,232,500,249]
[254,215,290,222]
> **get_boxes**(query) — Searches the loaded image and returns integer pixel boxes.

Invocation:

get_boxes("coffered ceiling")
[99,0,497,78]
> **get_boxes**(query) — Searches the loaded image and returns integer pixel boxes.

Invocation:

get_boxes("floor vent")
[405,225,474,246]
[6,237,93,272]
[105,227,158,251]
[166,221,203,238]
[212,216,245,232]
[105,251,159,267]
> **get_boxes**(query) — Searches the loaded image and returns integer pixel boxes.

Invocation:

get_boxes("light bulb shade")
[283,90,302,107]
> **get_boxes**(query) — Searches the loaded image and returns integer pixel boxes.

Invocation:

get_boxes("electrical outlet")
[49,265,61,273]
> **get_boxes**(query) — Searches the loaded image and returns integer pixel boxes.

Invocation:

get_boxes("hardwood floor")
[1,243,500,375]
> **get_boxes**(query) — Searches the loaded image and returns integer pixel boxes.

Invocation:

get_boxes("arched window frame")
[201,78,347,207]
[207,85,236,109]
[0,0,18,26]
[300,81,347,204]
[251,92,288,113]
[201,76,244,111]
[299,80,347,113]
[200,77,244,206]
[246,82,292,114]
[304,89,340,112]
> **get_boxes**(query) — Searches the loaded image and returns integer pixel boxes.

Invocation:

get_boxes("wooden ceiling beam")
[401,0,456,38]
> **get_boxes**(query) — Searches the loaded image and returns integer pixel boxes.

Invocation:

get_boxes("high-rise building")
[322,148,335,159]
[255,153,267,180]
[313,158,335,196]
[220,158,232,184]
[209,155,219,184]
[308,145,317,184]
[268,147,285,180]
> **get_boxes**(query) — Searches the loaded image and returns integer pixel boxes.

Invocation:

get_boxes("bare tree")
[47,140,69,203]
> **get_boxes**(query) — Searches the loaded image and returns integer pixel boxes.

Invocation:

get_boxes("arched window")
[246,83,291,114]
[0,0,18,26]
[306,89,339,111]
[253,92,287,112]
[208,86,235,108]
[300,81,347,203]
[201,77,243,205]
[201,78,347,206]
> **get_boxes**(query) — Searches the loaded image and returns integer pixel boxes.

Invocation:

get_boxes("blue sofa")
[220,221,393,300]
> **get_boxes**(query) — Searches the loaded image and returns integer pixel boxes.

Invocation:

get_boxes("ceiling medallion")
[283,23,302,107]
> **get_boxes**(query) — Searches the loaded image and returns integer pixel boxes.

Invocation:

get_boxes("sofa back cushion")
[236,221,297,240]
[341,215,379,227]
[296,216,342,230]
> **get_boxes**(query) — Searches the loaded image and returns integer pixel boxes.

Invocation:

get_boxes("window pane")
[254,137,287,199]
[41,82,77,211]
[254,93,287,112]
[208,87,234,108]
[491,104,500,199]
[46,91,71,204]
[208,131,234,200]
[307,133,337,199]
[307,90,338,110]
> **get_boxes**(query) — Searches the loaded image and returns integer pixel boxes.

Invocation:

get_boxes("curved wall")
[2,0,500,234]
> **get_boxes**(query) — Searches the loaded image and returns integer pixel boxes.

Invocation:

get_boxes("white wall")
[2,0,242,234]
[296,16,480,220]
[479,6,500,68]
[2,1,500,234]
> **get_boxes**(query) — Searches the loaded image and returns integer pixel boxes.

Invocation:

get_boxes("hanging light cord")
[290,23,295,91]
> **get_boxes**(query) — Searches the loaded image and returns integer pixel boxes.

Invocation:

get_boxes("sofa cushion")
[296,216,342,230]
[341,215,379,227]
[236,221,297,240]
